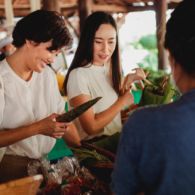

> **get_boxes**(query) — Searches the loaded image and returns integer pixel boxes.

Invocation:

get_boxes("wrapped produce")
[139,75,180,106]
[28,156,111,195]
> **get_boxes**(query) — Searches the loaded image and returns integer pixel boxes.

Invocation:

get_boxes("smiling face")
[92,24,117,66]
[26,40,60,73]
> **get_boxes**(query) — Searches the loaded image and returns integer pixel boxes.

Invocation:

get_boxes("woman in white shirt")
[0,10,80,182]
[63,11,145,142]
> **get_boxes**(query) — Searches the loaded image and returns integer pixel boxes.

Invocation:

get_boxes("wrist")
[117,96,128,109]
[32,121,44,135]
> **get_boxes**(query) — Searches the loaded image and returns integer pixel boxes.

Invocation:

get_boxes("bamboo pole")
[30,0,41,12]
[4,0,14,26]
[154,0,168,70]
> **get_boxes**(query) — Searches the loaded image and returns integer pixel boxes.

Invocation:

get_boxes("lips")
[99,54,109,60]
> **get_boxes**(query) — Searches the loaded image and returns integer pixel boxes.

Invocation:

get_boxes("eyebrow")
[94,37,116,40]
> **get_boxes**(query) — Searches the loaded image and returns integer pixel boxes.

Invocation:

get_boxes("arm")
[63,122,81,147]
[0,113,68,147]
[69,91,134,135]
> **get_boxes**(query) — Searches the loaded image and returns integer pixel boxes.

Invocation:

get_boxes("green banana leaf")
[139,74,180,106]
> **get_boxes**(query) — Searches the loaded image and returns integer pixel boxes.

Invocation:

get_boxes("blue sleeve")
[111,114,142,195]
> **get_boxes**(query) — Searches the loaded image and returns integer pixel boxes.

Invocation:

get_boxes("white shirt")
[0,59,65,160]
[67,63,122,140]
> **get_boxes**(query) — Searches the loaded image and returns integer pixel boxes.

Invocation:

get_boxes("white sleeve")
[51,70,65,114]
[0,75,5,125]
[0,75,6,162]
[67,69,90,100]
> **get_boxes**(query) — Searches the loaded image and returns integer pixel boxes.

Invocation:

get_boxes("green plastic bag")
[47,138,73,161]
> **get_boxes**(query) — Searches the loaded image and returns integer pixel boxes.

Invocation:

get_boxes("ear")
[168,51,176,73]
[168,52,183,85]
[25,40,36,48]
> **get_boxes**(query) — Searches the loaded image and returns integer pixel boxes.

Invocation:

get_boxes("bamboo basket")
[0,174,43,195]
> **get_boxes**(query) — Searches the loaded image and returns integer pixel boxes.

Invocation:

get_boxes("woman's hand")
[118,90,134,108]
[35,113,69,138]
[121,68,146,94]
[121,104,139,124]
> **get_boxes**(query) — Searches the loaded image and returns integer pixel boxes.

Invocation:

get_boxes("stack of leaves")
[71,147,111,167]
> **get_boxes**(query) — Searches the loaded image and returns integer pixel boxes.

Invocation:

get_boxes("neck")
[6,48,32,81]
[177,74,195,94]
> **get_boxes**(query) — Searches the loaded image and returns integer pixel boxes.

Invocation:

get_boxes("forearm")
[0,123,40,147]
[63,123,81,147]
[81,97,125,135]
[69,93,133,136]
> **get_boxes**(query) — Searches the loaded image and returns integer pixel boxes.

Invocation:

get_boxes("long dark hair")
[63,11,121,95]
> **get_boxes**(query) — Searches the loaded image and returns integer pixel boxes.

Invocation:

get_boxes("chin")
[35,67,43,73]
[35,69,42,73]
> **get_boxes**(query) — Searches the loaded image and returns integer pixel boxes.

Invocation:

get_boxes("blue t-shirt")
[112,89,195,195]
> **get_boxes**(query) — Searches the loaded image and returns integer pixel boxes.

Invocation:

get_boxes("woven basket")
[0,174,43,195]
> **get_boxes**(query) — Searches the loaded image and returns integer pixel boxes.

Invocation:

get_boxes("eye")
[109,41,114,44]
[108,39,116,44]
[47,47,53,52]
[95,40,102,44]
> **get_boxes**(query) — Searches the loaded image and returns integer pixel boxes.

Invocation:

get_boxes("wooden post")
[30,0,41,12]
[4,0,14,26]
[42,0,61,13]
[78,0,92,34]
[154,0,167,70]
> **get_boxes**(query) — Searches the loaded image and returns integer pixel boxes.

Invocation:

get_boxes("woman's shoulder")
[71,65,92,74]
[69,65,92,77]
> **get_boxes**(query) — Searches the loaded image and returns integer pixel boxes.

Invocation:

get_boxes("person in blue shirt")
[112,0,195,194]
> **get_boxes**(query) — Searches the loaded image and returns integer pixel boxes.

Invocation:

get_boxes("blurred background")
[0,0,182,92]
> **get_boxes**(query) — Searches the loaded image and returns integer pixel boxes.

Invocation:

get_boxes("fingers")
[121,68,146,94]
[121,74,133,94]
[57,122,71,130]
[133,68,146,80]
[52,132,65,139]
[49,113,59,121]
[136,80,145,90]
[51,122,71,138]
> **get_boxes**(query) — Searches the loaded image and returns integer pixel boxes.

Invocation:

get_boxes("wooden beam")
[78,0,92,34]
[91,4,155,12]
[42,0,61,12]
[154,0,167,70]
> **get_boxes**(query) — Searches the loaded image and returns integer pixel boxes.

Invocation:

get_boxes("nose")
[102,42,109,54]
[47,57,54,64]
[47,51,59,64]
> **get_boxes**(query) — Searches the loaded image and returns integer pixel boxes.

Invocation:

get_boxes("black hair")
[63,11,121,95]
[165,0,195,76]
[12,9,72,50]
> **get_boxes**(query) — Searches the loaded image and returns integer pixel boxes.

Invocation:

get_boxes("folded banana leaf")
[139,75,180,106]
[71,147,111,167]
[92,132,120,154]
[56,97,101,122]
